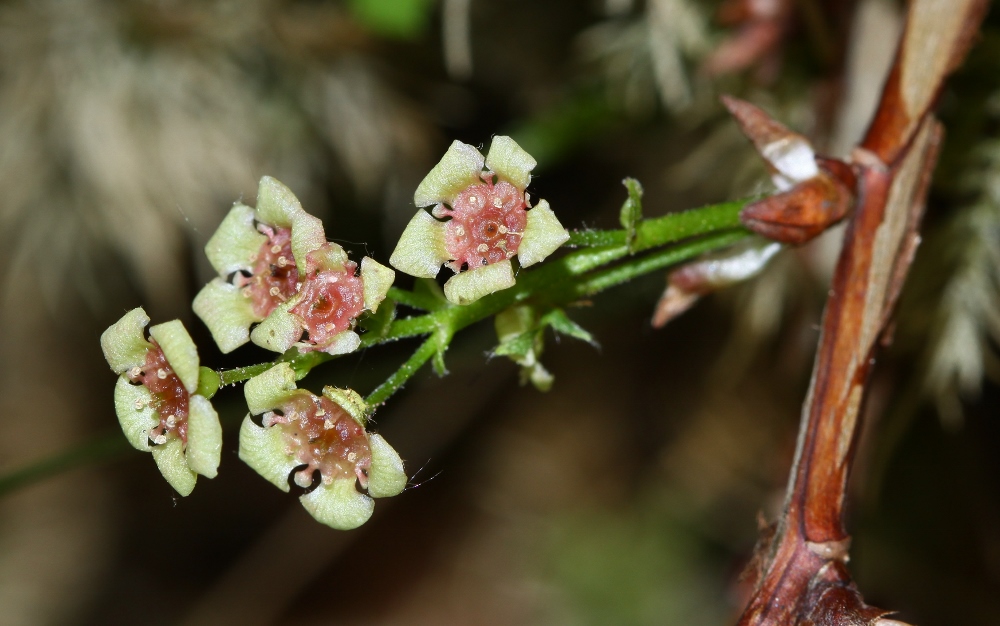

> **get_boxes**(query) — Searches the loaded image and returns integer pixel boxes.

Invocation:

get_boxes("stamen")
[276,256,288,267]
[347,451,357,462]
[270,244,282,254]
[294,470,313,489]
[157,369,168,380]
[129,366,142,379]
[493,197,503,208]
[269,286,280,297]
[456,226,465,237]
[152,434,167,445]
[498,225,508,234]
[134,398,146,410]
[477,243,489,253]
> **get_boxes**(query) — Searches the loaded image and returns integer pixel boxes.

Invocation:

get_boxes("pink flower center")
[440,179,527,272]
[267,394,372,489]
[289,261,364,352]
[238,225,299,318]
[129,341,189,445]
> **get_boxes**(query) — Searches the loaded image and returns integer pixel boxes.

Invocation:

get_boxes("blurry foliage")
[347,0,436,39]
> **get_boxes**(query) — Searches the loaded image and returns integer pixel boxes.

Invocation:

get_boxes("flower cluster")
[102,143,573,527]
[193,176,394,355]
[101,308,221,496]
[239,364,406,529]
[390,136,569,305]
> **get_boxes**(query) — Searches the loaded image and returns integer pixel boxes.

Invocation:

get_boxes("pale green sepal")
[251,301,303,354]
[114,376,158,451]
[518,200,569,267]
[300,478,374,530]
[413,140,485,207]
[256,176,303,228]
[366,434,406,498]
[495,305,535,343]
[149,320,200,394]
[443,260,516,305]
[542,308,598,347]
[360,256,395,313]
[389,210,450,278]
[185,395,222,478]
[151,438,197,497]
[318,330,361,356]
[205,204,266,276]
[322,387,368,426]
[192,278,260,354]
[244,362,297,416]
[307,242,349,273]
[485,135,536,191]
[238,415,295,492]
[101,307,152,374]
[290,212,328,271]
[528,362,554,392]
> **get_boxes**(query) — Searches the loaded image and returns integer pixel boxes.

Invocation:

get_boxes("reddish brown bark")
[733,1,990,624]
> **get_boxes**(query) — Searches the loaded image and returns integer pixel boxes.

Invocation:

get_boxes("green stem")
[365,335,440,407]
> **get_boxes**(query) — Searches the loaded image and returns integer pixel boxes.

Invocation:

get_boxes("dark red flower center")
[440,179,527,271]
[289,261,364,351]
[268,394,372,489]
[238,225,300,318]
[129,341,189,445]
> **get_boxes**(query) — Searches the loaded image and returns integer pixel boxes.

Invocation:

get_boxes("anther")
[493,197,503,208]
[477,243,489,253]
[498,225,508,234]
[152,434,167,445]
[134,398,146,410]
[165,415,177,428]
[347,452,357,462]
[294,470,313,489]
[269,286,280,297]
[129,366,142,379]
[324,418,334,430]
[456,226,465,236]
[157,369,168,380]
[270,244,282,254]
[277,256,288,267]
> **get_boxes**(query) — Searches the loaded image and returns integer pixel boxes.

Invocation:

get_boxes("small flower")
[238,363,406,530]
[494,305,553,392]
[101,308,222,496]
[194,176,394,355]
[390,136,570,305]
